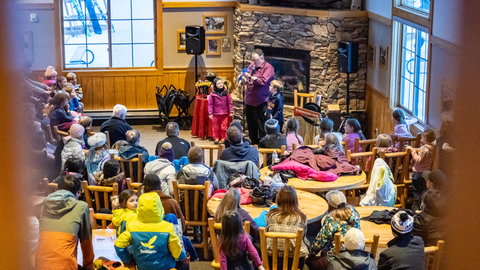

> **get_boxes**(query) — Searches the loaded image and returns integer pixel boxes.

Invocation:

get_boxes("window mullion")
[108,0,112,69]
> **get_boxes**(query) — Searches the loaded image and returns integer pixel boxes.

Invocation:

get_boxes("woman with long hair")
[266,186,308,270]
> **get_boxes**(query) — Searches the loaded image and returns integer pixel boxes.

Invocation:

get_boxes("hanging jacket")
[212,160,261,189]
[144,159,177,196]
[177,163,219,218]
[119,143,150,164]
[172,156,190,173]
[328,250,377,270]
[115,192,187,270]
[112,208,137,237]
[208,89,233,116]
[266,92,284,127]
[360,158,397,207]
[85,149,111,185]
[36,190,93,270]
[61,136,85,170]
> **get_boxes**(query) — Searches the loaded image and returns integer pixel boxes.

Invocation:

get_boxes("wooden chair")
[53,126,69,143]
[344,149,378,205]
[334,232,380,258]
[378,148,412,208]
[82,181,119,211]
[104,131,111,149]
[293,89,317,108]
[115,154,143,183]
[44,125,54,144]
[258,145,286,169]
[89,208,113,229]
[391,133,421,151]
[208,218,251,269]
[424,240,445,270]
[43,178,58,196]
[85,127,95,137]
[259,227,303,270]
[172,180,210,260]
[354,138,378,153]
[190,142,225,167]
[126,178,143,194]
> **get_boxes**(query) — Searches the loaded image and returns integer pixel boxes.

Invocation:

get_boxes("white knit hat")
[69,124,85,139]
[88,133,107,148]
[325,190,347,208]
[344,228,365,250]
[45,66,57,77]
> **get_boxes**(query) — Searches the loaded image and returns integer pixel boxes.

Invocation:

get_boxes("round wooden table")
[207,190,328,224]
[260,167,367,193]
[356,206,394,247]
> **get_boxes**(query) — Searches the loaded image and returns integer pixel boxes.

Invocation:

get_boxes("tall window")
[62,0,155,69]
[399,24,429,122]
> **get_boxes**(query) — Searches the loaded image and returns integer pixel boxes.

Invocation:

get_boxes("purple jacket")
[245,62,275,107]
[208,91,233,116]
[219,233,262,270]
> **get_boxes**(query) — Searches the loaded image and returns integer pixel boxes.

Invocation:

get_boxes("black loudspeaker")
[186,25,205,55]
[337,41,359,73]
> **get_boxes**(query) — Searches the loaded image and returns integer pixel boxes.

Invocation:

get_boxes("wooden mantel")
[236,3,367,18]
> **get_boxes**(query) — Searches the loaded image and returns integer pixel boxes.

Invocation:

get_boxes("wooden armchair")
[44,125,54,145]
[208,218,251,269]
[89,208,113,229]
[334,232,380,258]
[293,89,318,107]
[259,227,304,270]
[42,178,58,196]
[115,154,143,183]
[53,126,69,143]
[425,240,445,270]
[354,138,378,153]
[344,148,378,205]
[257,145,286,169]
[378,148,412,208]
[82,181,119,211]
[391,133,421,151]
[190,142,225,167]
[172,180,210,260]
[126,178,143,194]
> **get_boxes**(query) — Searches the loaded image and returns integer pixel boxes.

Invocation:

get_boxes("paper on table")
[77,230,121,265]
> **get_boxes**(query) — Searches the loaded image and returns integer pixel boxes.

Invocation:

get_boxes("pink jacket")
[208,91,233,116]
[219,233,262,270]
[272,160,338,182]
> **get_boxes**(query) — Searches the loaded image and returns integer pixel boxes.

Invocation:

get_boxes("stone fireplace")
[232,5,368,122]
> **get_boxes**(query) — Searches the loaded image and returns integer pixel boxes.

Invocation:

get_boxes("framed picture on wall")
[177,30,186,51]
[206,37,221,56]
[367,44,375,68]
[441,80,455,121]
[204,15,227,34]
[379,46,389,69]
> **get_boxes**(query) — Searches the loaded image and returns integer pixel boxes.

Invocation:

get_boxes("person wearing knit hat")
[43,66,58,88]
[85,132,111,185]
[60,124,86,170]
[377,211,425,270]
[325,190,347,212]
[158,142,175,162]
[328,228,377,270]
[259,118,286,165]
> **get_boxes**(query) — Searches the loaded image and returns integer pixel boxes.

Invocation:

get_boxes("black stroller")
[155,84,194,130]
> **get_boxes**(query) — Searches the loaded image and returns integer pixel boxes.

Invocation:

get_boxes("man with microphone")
[240,49,275,145]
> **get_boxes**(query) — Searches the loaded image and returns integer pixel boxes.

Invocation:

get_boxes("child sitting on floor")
[218,211,265,270]
[406,130,436,212]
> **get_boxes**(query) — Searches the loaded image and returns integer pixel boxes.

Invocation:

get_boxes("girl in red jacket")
[208,78,233,144]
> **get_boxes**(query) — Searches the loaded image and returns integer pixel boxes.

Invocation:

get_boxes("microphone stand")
[241,53,247,133]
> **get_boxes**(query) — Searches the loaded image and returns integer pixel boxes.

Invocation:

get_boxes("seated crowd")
[28,66,448,270]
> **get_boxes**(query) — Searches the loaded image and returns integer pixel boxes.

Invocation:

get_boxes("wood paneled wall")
[33,67,234,111]
[365,83,395,138]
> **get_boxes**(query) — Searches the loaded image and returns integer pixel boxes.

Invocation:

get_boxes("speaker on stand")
[337,41,359,132]
[186,25,205,82]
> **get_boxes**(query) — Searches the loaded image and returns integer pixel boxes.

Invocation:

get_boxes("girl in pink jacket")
[208,78,233,144]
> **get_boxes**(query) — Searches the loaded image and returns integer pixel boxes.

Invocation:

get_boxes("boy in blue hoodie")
[265,80,284,133]
[115,192,189,270]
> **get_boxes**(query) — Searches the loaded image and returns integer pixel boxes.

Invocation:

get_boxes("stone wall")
[233,9,368,114]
